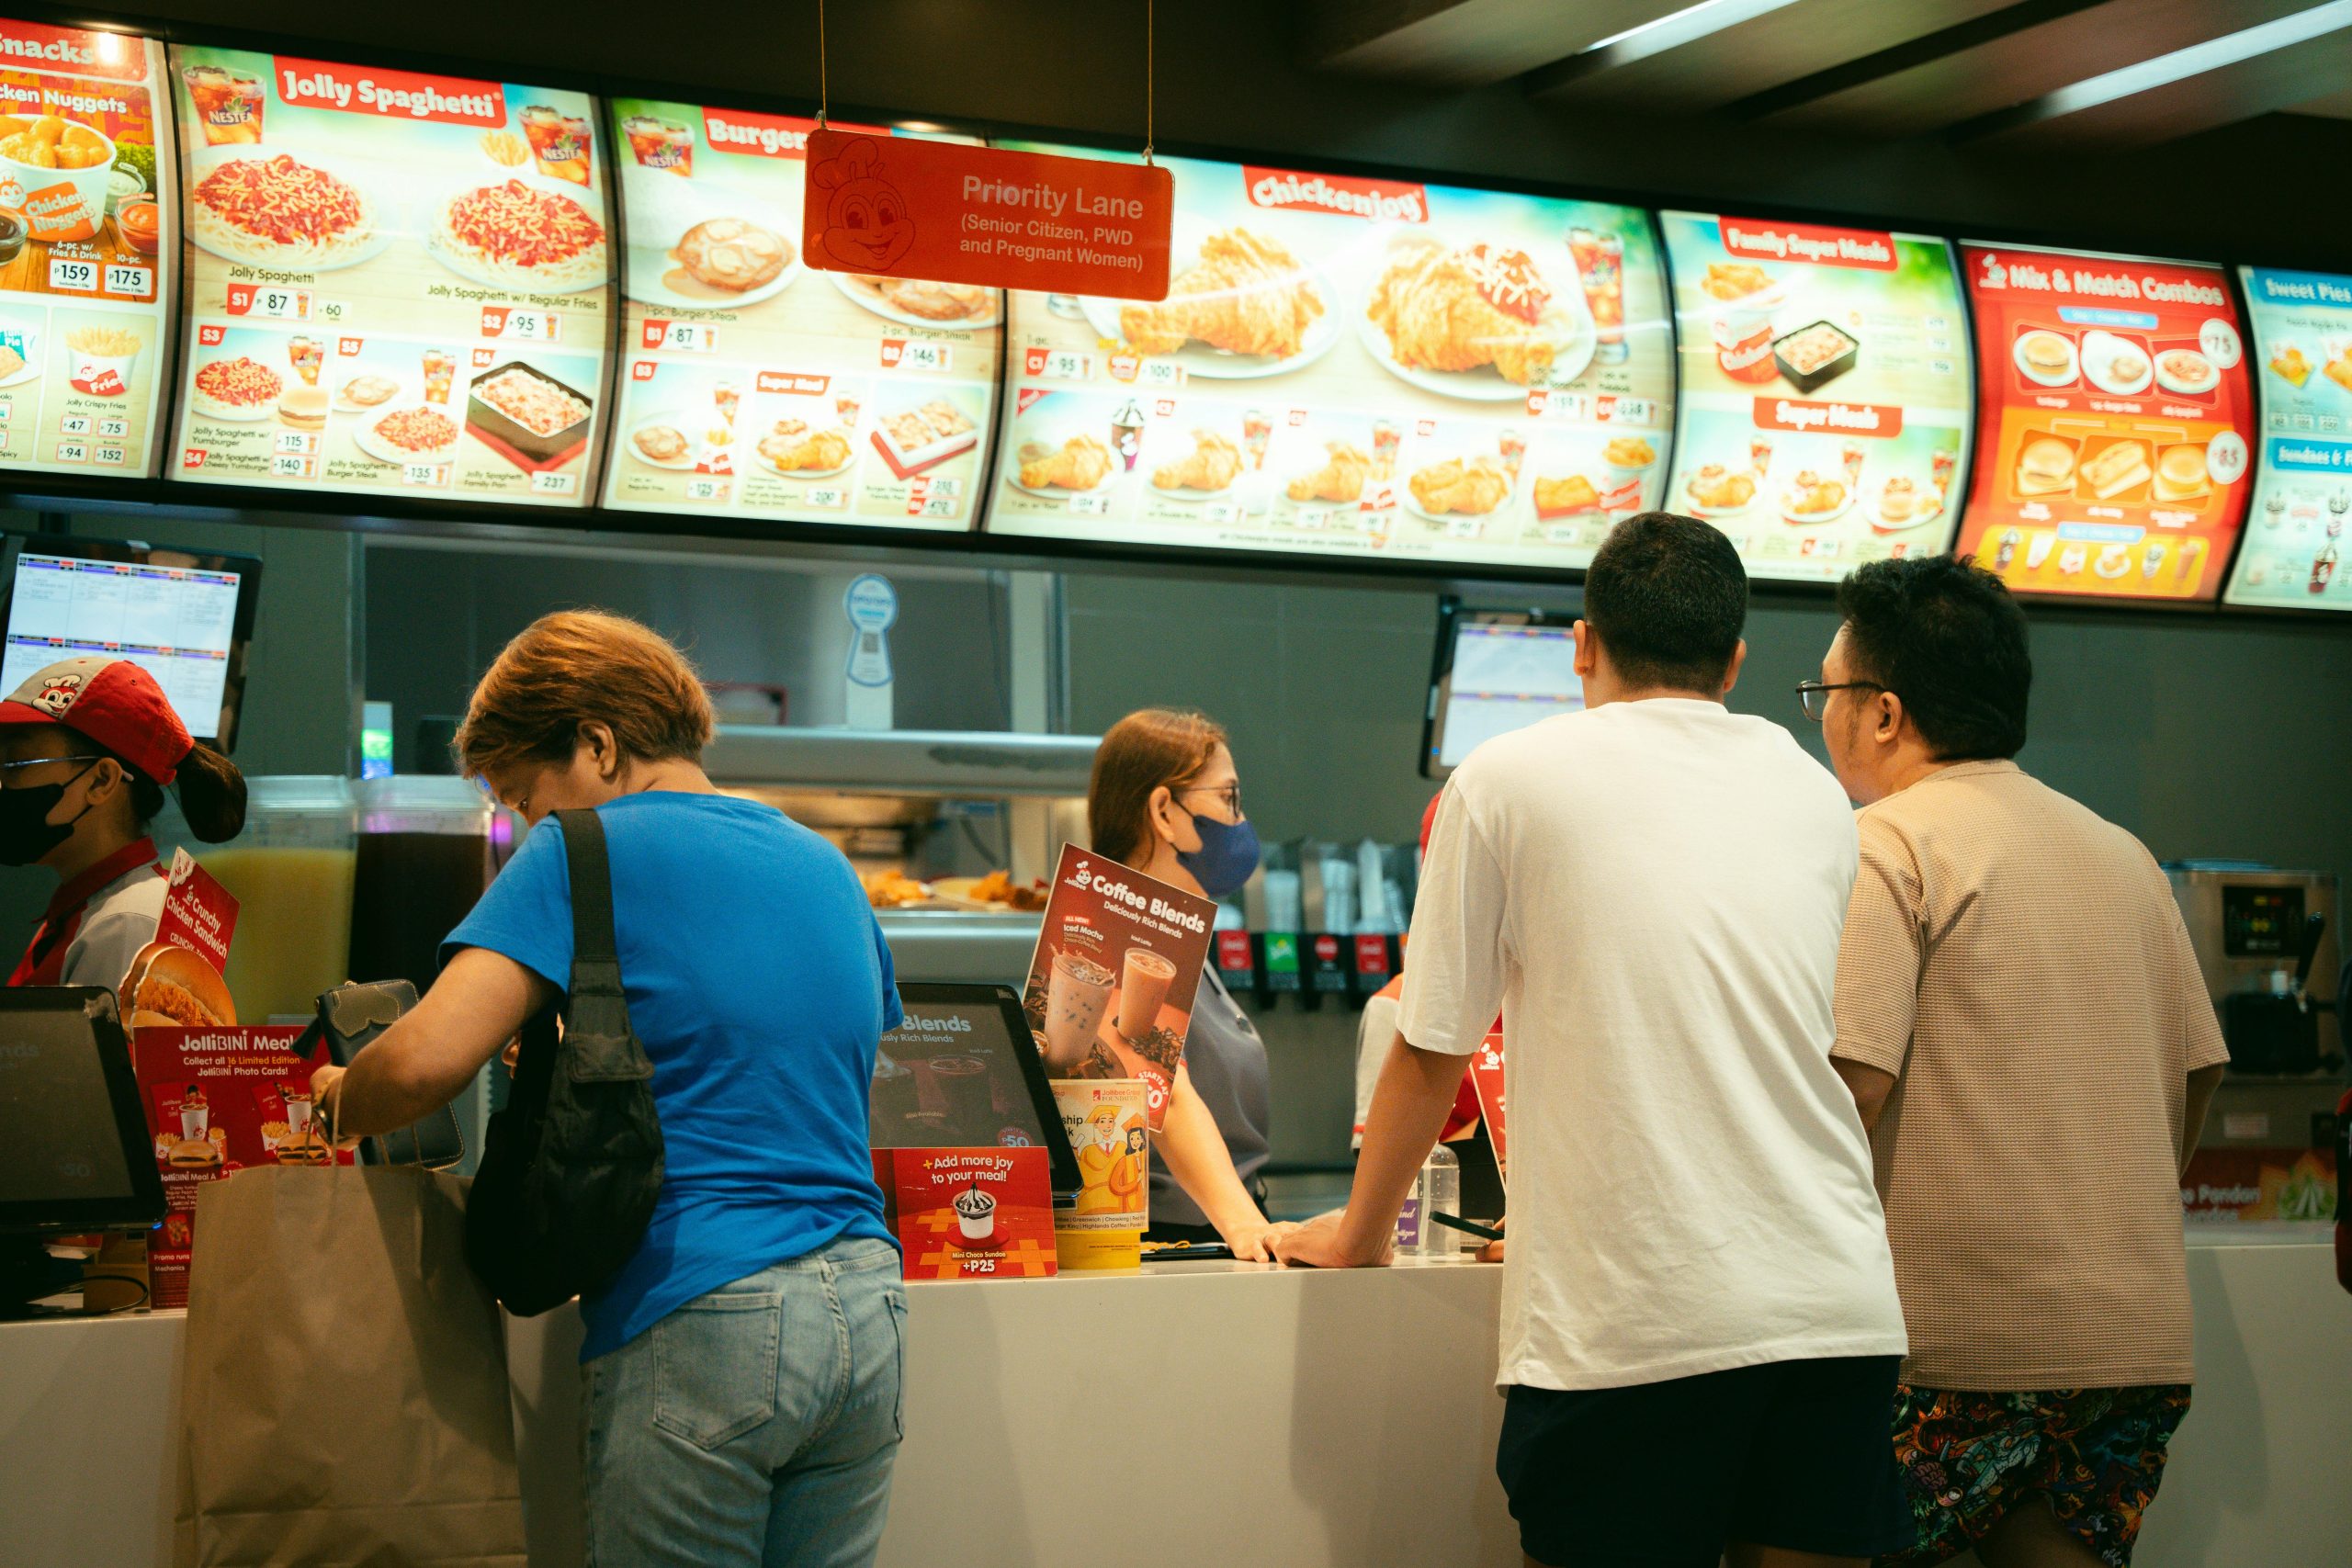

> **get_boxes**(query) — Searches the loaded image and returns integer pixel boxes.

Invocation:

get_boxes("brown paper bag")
[174,1166,527,1568]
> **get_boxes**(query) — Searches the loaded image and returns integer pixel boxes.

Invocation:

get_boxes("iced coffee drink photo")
[1117,947,1177,1042]
[1042,951,1115,1072]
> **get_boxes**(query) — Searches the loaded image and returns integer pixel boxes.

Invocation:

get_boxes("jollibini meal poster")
[164,45,613,506]
[602,104,1001,531]
[1023,844,1215,1132]
[986,146,1674,570]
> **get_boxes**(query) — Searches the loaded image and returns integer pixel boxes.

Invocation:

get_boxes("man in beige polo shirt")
[1808,556,2229,1568]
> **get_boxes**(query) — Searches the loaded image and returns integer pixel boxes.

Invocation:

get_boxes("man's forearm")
[1339,1032,1466,1260]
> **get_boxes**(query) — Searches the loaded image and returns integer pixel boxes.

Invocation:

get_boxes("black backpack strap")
[553,808,651,1085]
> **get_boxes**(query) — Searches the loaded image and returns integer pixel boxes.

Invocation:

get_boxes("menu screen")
[2226,267,2350,611]
[986,146,1674,571]
[1,551,241,731]
[165,47,612,506]
[1659,213,1972,581]
[603,106,997,531]
[1956,244,2253,602]
[0,20,175,479]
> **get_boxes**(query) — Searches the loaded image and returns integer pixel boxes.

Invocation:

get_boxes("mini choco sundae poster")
[1023,843,1215,1130]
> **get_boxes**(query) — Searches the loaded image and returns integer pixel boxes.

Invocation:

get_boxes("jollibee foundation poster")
[1023,843,1214,1130]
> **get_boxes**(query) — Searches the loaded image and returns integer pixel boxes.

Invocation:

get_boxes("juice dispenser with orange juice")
[197,776,356,1023]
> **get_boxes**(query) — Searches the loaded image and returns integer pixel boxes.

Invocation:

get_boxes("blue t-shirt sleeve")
[871,910,902,1032]
[443,816,575,989]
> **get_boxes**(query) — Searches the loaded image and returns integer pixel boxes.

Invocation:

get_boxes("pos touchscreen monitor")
[0,988,165,1241]
[0,533,261,750]
[871,983,1081,1198]
[1422,598,1586,780]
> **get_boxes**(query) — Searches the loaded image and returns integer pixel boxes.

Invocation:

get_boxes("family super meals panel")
[984,145,1675,573]
[1956,244,2253,603]
[165,46,615,506]
[2224,267,2351,612]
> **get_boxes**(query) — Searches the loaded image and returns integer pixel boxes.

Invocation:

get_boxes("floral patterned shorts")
[1883,1383,2192,1567]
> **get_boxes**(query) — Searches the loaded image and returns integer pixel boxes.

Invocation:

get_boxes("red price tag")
[632,360,657,382]
[471,346,495,367]
[337,337,363,356]
[1155,399,1176,417]
[197,324,226,347]
[181,447,207,468]
[481,306,511,336]
[223,284,254,316]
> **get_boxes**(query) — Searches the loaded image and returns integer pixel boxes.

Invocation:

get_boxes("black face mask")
[0,761,100,867]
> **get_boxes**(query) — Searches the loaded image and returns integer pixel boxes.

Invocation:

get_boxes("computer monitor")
[1421,598,1586,780]
[872,983,1082,1198]
[0,534,263,751]
[0,988,165,1238]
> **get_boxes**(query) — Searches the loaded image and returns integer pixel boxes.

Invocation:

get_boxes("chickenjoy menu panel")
[1659,214,1973,582]
[1956,244,2253,603]
[0,19,176,479]
[986,147,1674,571]
[2225,267,2349,611]
[601,106,997,531]
[164,47,613,506]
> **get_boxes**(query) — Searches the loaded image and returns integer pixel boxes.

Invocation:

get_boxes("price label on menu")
[530,471,576,495]
[1447,517,1483,540]
[401,463,451,489]
[226,284,311,321]
[104,264,154,299]
[55,441,87,463]
[1295,509,1329,530]
[1137,359,1185,389]
[270,453,315,479]
[1024,347,1091,380]
[274,430,316,454]
[2206,431,2249,485]
[881,340,953,374]
[2200,320,2244,368]
[912,495,958,520]
[59,415,91,437]
[641,320,716,354]
[805,485,850,510]
[48,256,97,293]
[483,308,561,344]
[94,446,126,467]
[97,417,128,440]
[1068,492,1113,516]
[684,478,728,502]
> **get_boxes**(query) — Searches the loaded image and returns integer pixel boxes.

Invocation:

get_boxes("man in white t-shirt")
[1280,513,1912,1568]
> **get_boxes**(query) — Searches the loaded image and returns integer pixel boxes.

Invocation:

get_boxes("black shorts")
[1497,1355,1914,1568]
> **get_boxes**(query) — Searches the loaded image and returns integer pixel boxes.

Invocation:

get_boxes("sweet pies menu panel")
[1658,213,1973,583]
[1955,244,2253,604]
[601,105,998,532]
[2224,267,2350,612]
[0,19,176,479]
[984,145,1674,572]
[164,46,612,507]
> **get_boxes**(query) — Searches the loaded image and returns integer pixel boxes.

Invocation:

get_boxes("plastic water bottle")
[1409,1145,1461,1258]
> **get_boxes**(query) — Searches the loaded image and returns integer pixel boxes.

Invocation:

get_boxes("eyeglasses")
[1180,783,1244,820]
[1795,681,1886,722]
[0,752,99,784]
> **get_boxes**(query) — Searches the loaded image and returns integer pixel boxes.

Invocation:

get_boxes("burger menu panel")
[0,20,176,479]
[2225,268,2350,611]
[1659,214,1972,582]
[985,147,1674,571]
[601,106,997,531]
[1955,244,2252,603]
[165,47,613,506]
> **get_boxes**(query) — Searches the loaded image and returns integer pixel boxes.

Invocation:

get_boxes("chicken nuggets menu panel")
[2224,268,2350,611]
[165,47,612,506]
[0,21,176,479]
[1955,244,2252,603]
[1659,214,1972,583]
[986,147,1674,572]
[602,106,997,531]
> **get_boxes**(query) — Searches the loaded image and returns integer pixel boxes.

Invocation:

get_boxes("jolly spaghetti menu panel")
[1659,214,1972,582]
[165,48,612,506]
[2225,268,2349,611]
[985,147,1674,570]
[0,19,175,479]
[601,106,996,530]
[1955,245,2252,603]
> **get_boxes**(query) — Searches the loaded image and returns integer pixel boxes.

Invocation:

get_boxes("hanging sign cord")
[817,0,830,129]
[1143,0,1155,164]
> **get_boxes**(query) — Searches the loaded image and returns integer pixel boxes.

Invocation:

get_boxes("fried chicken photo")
[1534,474,1601,516]
[759,426,852,472]
[1153,431,1243,492]
[1019,434,1113,491]
[1286,442,1370,503]
[1118,228,1324,359]
[1409,457,1509,516]
[1368,240,1561,387]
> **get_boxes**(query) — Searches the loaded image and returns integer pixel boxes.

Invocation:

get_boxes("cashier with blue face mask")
[1088,708,1289,1258]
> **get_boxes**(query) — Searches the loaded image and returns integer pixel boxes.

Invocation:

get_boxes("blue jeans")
[582,1237,907,1568]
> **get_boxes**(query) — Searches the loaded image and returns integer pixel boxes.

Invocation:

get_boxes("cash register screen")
[1423,603,1586,779]
[0,1001,142,1228]
[870,984,1081,1194]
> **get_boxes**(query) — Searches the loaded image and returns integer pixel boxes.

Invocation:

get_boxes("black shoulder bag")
[465,807,665,1316]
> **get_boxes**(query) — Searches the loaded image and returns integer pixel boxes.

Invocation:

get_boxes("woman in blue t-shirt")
[313,610,906,1568]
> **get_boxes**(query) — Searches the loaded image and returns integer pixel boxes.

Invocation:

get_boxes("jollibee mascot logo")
[812,137,914,272]
[33,673,85,716]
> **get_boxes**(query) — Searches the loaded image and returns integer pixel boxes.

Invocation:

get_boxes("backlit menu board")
[2225,268,2349,611]
[1956,244,2252,603]
[986,146,1674,571]
[166,47,612,506]
[0,19,176,479]
[1659,214,1972,581]
[602,106,998,531]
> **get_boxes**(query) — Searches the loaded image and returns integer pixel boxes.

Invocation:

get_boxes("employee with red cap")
[0,655,246,990]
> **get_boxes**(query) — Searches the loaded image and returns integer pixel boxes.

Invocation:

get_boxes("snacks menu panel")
[602,105,998,531]
[985,147,1674,572]
[165,47,612,506]
[2225,268,2349,611]
[1659,214,1972,582]
[1956,244,2253,603]
[0,20,176,479]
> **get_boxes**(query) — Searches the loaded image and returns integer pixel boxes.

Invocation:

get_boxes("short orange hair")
[456,610,714,779]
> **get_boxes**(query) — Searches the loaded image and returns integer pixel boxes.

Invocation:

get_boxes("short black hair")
[1582,513,1747,692]
[1836,555,2031,761]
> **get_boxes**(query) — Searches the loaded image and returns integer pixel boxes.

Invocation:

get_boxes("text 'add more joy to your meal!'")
[799,130,1170,301]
